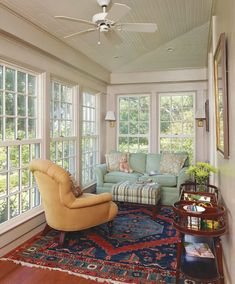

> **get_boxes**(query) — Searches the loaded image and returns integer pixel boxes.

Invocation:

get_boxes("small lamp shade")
[105,111,116,127]
[195,108,206,127]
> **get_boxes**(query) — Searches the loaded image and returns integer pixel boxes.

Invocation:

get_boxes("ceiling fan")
[55,0,157,44]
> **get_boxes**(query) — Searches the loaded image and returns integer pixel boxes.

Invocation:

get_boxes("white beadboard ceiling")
[0,0,213,73]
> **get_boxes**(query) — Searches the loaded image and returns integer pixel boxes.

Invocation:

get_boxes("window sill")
[0,205,44,235]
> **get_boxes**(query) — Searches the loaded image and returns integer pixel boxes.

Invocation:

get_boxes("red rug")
[1,204,183,283]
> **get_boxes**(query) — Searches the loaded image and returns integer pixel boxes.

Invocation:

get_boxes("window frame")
[117,94,151,153]
[158,91,196,162]
[0,61,43,232]
[81,89,100,187]
[50,79,78,177]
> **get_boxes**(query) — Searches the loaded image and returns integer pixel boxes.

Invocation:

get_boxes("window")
[50,81,76,176]
[81,90,99,186]
[0,63,41,225]
[159,92,195,161]
[118,95,150,153]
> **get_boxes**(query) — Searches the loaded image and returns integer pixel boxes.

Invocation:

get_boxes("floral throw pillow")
[160,153,187,176]
[105,152,128,172]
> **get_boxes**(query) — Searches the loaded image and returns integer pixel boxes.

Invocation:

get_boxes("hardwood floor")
[0,260,99,284]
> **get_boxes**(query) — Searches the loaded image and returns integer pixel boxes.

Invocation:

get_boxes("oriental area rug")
[1,204,184,284]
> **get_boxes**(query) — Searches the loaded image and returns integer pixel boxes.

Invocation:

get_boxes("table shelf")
[173,196,226,284]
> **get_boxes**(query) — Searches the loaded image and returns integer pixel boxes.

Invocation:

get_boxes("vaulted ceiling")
[0,0,213,73]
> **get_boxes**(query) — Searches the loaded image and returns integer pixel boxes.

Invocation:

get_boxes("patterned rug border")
[0,258,126,284]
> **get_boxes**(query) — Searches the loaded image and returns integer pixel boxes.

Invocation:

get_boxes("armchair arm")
[95,164,107,187]
[177,167,190,191]
[67,192,113,209]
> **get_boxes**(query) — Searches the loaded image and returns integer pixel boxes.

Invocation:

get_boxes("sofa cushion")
[104,171,142,183]
[146,154,161,173]
[105,152,128,172]
[129,153,146,173]
[160,153,187,175]
[151,174,177,187]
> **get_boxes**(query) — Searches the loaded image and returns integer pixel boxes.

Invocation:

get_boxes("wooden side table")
[173,200,226,283]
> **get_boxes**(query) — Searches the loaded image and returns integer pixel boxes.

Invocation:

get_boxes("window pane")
[0,65,3,89]
[17,71,26,93]
[28,119,36,139]
[0,92,3,115]
[10,193,19,218]
[0,118,2,140]
[17,95,26,116]
[28,75,36,95]
[119,97,129,111]
[139,122,148,134]
[5,118,15,140]
[0,198,8,224]
[22,144,30,166]
[21,190,30,213]
[17,118,26,140]
[9,147,19,169]
[5,68,15,91]
[28,97,36,117]
[160,137,171,152]
[129,137,138,152]
[129,97,138,109]
[130,122,138,135]
[118,137,129,152]
[0,147,7,171]
[0,174,7,197]
[9,171,19,193]
[22,169,30,190]
[5,92,15,115]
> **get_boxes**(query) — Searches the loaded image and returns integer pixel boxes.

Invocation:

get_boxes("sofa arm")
[177,167,190,191]
[95,164,107,186]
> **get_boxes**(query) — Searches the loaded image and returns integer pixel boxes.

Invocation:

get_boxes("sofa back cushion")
[146,154,161,173]
[129,153,146,173]
[105,152,128,172]
[160,152,187,175]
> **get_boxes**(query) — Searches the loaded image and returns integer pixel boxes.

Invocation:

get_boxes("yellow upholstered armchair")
[29,159,118,245]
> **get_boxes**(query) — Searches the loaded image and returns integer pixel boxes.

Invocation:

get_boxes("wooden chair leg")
[107,221,113,235]
[42,223,51,235]
[59,231,66,246]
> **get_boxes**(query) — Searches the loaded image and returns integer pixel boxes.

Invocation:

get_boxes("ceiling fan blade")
[104,30,123,45]
[105,3,131,23]
[117,23,157,33]
[55,16,96,27]
[64,28,97,39]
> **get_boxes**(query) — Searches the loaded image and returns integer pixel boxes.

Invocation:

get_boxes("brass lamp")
[105,111,116,127]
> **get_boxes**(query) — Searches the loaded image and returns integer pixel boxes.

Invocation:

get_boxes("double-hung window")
[81,90,99,186]
[50,81,76,176]
[117,95,150,153]
[159,92,195,162]
[0,63,41,226]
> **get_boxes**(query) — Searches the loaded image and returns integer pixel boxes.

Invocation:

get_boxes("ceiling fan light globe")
[92,12,107,24]
[97,0,110,7]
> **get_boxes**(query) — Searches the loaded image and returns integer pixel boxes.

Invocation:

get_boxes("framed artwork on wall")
[214,33,229,159]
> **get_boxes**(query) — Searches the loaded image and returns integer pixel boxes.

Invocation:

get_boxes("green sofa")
[95,152,190,206]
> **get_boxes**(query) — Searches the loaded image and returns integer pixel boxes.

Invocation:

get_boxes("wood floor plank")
[0,261,99,284]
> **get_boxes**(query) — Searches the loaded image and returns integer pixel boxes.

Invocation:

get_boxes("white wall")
[107,68,208,162]
[210,1,235,283]
[0,8,109,257]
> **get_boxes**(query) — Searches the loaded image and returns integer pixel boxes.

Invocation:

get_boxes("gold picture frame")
[214,33,229,159]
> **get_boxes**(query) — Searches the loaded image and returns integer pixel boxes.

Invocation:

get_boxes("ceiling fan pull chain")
[98,30,101,45]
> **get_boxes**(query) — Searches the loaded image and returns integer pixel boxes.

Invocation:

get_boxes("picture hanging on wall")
[214,33,229,159]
